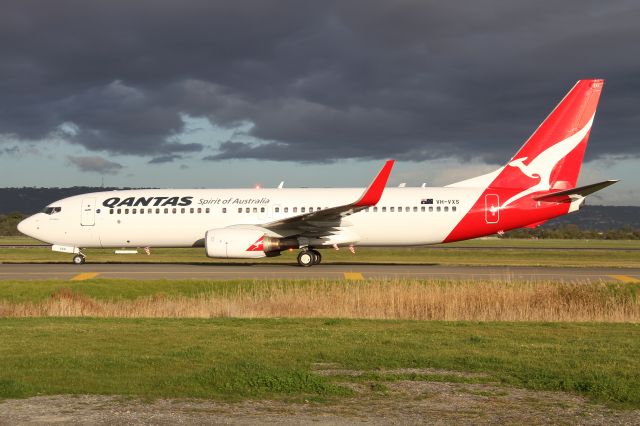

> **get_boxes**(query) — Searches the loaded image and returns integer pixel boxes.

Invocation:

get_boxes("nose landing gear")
[297,249,322,267]
[72,252,86,264]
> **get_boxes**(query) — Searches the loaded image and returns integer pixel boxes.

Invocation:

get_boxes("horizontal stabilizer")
[533,180,619,203]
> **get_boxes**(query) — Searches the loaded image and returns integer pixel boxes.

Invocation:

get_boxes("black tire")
[297,251,314,267]
[310,249,322,265]
[72,255,85,265]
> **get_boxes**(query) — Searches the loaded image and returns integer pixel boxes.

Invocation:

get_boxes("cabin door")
[81,198,96,226]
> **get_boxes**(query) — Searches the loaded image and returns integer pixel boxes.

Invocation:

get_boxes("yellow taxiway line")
[609,275,640,283]
[70,272,101,281]
[344,272,364,280]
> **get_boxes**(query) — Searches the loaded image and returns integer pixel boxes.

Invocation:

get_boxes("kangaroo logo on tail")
[502,114,594,208]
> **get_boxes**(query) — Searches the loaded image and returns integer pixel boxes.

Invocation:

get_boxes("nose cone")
[17,216,36,238]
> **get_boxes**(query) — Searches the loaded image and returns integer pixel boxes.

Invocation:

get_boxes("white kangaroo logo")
[502,114,594,208]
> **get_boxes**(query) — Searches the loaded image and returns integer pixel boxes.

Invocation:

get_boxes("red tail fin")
[500,80,604,190]
[496,79,604,207]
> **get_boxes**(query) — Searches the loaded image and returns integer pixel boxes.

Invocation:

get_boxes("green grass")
[0,236,46,245]
[0,279,252,303]
[1,238,639,267]
[0,318,638,408]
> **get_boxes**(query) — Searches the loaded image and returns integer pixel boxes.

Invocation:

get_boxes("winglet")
[355,160,395,206]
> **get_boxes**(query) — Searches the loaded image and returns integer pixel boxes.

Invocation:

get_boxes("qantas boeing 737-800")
[18,79,617,266]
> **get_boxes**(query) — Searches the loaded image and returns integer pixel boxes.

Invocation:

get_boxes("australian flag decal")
[421,198,433,205]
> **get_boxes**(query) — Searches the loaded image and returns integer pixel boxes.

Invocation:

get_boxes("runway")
[0,263,639,283]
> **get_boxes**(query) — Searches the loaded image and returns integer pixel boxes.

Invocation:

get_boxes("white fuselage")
[19,187,482,249]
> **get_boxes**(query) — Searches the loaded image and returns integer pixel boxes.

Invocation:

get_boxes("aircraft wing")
[260,160,394,238]
[533,180,619,203]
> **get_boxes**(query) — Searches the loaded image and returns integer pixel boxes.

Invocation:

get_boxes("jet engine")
[205,228,299,258]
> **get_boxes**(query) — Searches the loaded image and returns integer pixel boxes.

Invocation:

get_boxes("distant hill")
[0,187,638,230]
[542,204,640,230]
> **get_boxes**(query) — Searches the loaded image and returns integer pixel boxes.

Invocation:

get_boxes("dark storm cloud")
[1,1,639,163]
[68,156,123,174]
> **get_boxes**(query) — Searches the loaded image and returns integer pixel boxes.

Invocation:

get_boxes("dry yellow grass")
[1,280,638,322]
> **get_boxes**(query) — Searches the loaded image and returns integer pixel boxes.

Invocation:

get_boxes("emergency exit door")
[81,198,96,226]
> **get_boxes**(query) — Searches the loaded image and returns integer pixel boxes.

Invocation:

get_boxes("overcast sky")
[1,1,638,205]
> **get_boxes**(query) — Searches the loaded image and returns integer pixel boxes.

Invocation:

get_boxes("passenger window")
[205,208,210,214]
[172,208,177,214]
[413,207,417,212]
[197,208,201,214]
[140,209,144,215]
[452,206,457,212]
[253,208,257,213]
[238,208,242,213]
[421,206,425,212]
[293,207,298,213]
[117,209,122,214]
[437,206,441,212]
[96,209,101,214]
[390,207,395,212]
[398,206,402,212]
[179,208,184,213]
[156,208,160,214]
[309,207,314,212]
[148,208,152,214]
[365,208,369,212]
[125,209,129,214]
[132,209,136,214]
[245,208,250,213]
[444,206,449,212]
[190,208,194,214]
[406,207,410,212]
[284,207,289,213]
[110,209,114,214]
[164,208,169,214]
[222,208,227,213]
[373,207,378,212]
[301,207,305,213]
[382,207,387,212]
[261,207,265,213]
[275,207,280,213]
[429,206,433,212]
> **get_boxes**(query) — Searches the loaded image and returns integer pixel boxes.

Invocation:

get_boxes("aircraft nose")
[17,216,37,238]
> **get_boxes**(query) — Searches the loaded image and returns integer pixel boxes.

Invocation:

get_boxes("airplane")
[18,79,617,266]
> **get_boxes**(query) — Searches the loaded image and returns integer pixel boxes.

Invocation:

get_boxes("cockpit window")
[42,206,62,215]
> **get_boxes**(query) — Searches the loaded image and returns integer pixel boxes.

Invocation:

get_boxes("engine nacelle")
[205,228,299,259]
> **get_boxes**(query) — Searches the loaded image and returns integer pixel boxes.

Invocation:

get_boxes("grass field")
[2,238,639,410]
[1,279,639,322]
[0,318,638,408]
[2,236,640,267]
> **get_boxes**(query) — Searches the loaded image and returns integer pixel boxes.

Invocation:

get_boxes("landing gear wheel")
[310,249,322,265]
[72,254,86,265]
[297,250,314,267]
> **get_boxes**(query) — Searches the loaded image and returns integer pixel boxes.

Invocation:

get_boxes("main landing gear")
[297,249,322,267]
